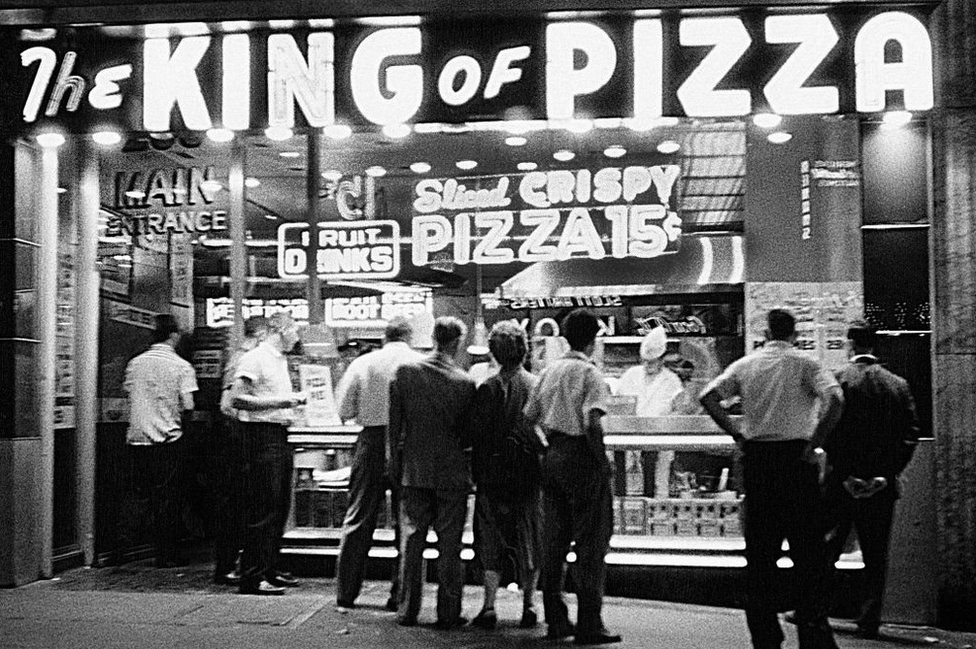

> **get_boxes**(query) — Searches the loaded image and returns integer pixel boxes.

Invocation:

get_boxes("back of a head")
[385,316,413,344]
[243,315,269,340]
[767,309,796,341]
[562,309,600,351]
[488,320,528,370]
[433,316,467,351]
[152,314,180,344]
[267,310,294,335]
[846,319,877,351]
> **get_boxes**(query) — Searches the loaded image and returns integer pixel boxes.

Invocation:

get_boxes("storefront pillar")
[306,129,322,325]
[74,139,99,566]
[228,143,246,345]
[36,141,61,578]
[930,0,976,629]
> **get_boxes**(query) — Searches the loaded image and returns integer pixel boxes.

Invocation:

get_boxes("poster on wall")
[55,242,76,429]
[298,364,342,427]
[169,232,193,307]
[745,281,863,371]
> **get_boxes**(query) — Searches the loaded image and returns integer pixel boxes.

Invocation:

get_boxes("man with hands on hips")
[700,309,843,649]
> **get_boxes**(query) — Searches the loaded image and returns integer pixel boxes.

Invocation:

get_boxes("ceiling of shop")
[144,119,746,293]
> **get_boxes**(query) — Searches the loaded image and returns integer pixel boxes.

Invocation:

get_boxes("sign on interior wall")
[104,166,228,237]
[324,291,433,328]
[8,9,933,134]
[205,297,309,328]
[411,165,682,267]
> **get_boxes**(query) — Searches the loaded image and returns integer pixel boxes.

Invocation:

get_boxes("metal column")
[228,143,246,345]
[306,129,322,324]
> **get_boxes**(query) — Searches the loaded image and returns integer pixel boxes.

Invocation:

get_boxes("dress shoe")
[435,615,468,630]
[471,609,497,629]
[268,573,299,587]
[239,580,286,596]
[520,607,539,629]
[574,631,622,645]
[213,571,242,586]
[384,596,398,612]
[546,622,576,640]
[336,599,357,610]
[397,615,418,627]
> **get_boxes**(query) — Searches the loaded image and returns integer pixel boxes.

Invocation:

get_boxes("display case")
[285,416,746,565]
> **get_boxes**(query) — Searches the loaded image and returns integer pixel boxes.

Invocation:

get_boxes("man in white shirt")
[229,311,307,596]
[700,309,844,649]
[334,317,423,610]
[523,309,621,646]
[122,314,198,568]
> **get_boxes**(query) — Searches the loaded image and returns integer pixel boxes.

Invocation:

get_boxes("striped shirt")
[124,343,198,445]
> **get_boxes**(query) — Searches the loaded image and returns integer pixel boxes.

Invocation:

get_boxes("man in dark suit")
[822,321,921,639]
[388,316,476,629]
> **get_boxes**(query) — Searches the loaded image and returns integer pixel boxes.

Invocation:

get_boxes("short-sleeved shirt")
[615,365,683,417]
[335,341,424,426]
[234,340,295,425]
[702,340,840,442]
[523,350,610,437]
[124,343,198,445]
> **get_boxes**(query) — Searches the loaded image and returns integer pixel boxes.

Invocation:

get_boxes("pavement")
[1,560,975,649]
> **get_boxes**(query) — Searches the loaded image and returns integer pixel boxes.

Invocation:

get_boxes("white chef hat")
[639,326,668,361]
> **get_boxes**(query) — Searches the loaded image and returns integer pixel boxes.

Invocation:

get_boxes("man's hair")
[243,315,269,339]
[562,309,601,351]
[488,320,528,369]
[152,314,180,344]
[385,316,413,344]
[767,309,796,341]
[847,319,877,350]
[432,316,466,350]
[267,311,295,334]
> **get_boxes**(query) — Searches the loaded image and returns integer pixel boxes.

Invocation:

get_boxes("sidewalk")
[1,561,973,649]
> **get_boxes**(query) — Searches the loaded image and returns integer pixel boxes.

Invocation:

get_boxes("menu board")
[745,281,863,371]
[298,364,342,427]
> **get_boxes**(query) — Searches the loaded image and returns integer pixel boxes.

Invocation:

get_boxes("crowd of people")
[121,306,920,649]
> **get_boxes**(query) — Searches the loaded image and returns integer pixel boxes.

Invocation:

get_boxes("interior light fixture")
[323,124,353,139]
[767,131,793,144]
[200,179,223,192]
[56,187,67,194]
[456,160,478,170]
[753,113,783,129]
[125,189,146,199]
[656,140,681,154]
[414,123,444,134]
[410,162,432,174]
[563,119,593,134]
[35,131,65,148]
[279,151,301,158]
[505,136,528,146]
[264,214,279,220]
[365,165,387,177]
[517,162,538,171]
[91,130,122,146]
[264,125,293,141]
[244,177,260,188]
[881,110,912,129]
[626,118,657,132]
[382,123,411,139]
[553,149,575,162]
[603,145,627,159]
[322,170,343,182]
[206,128,234,143]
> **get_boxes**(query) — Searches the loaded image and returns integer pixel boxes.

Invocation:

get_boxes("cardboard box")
[621,497,647,534]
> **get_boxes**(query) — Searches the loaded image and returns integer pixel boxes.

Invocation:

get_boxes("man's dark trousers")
[119,438,185,565]
[336,425,401,604]
[741,440,835,649]
[539,434,614,637]
[213,417,246,578]
[823,478,897,633]
[397,486,467,624]
[239,422,293,588]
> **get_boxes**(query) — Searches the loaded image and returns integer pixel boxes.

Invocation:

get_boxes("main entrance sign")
[9,9,933,134]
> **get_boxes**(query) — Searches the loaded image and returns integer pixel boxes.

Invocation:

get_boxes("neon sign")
[13,10,933,132]
[277,220,400,279]
[411,165,683,267]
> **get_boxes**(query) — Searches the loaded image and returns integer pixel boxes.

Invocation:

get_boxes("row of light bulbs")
[35,110,915,150]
